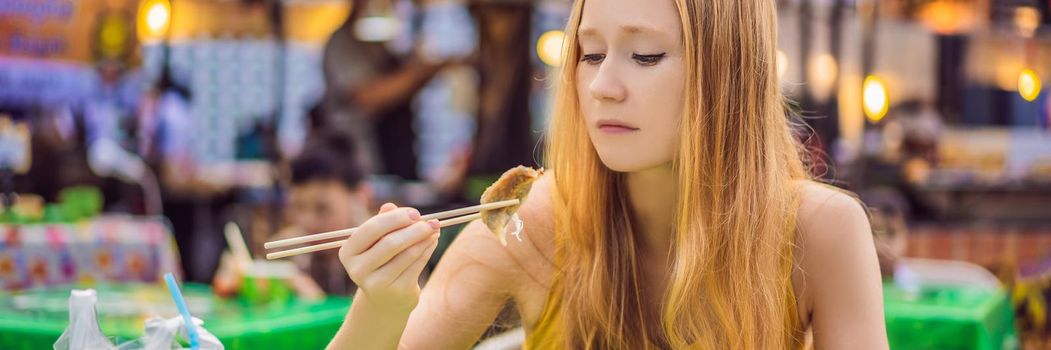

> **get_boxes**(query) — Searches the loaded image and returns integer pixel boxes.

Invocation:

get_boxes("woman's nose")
[588,64,627,103]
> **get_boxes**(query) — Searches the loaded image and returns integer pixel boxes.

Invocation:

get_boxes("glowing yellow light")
[146,5,168,31]
[863,75,889,123]
[137,0,170,43]
[537,30,565,67]
[1019,68,1042,102]
[776,50,788,79]
[918,1,975,35]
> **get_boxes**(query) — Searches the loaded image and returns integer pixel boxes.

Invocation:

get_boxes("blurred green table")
[0,283,350,349]
[885,282,1018,350]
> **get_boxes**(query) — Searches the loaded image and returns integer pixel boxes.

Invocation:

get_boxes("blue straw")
[164,273,200,350]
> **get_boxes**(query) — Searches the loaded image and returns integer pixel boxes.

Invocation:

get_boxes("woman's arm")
[327,223,529,350]
[399,221,528,349]
[327,174,554,349]
[799,185,889,349]
[325,203,441,349]
[399,174,556,349]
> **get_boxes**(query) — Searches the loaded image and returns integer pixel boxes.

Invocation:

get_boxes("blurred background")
[0,0,1048,349]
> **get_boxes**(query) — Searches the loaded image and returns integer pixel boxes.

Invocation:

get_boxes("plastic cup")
[239,260,296,306]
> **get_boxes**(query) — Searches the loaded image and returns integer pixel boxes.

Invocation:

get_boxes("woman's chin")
[596,153,665,173]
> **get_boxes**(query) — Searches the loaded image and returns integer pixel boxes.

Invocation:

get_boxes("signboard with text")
[0,0,137,108]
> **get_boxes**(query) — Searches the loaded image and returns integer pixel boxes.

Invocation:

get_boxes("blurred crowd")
[0,0,554,294]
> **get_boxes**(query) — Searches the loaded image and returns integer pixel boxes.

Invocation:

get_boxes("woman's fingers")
[366,232,439,287]
[341,207,422,257]
[337,202,444,301]
[393,236,440,289]
[350,220,439,275]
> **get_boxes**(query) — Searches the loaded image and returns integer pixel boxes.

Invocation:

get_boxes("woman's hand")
[338,203,441,312]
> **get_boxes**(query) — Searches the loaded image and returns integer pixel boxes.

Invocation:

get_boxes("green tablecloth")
[2,282,1021,349]
[885,283,1018,350]
[0,284,350,349]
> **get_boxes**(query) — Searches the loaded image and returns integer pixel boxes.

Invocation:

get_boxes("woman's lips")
[599,125,639,134]
[597,119,640,134]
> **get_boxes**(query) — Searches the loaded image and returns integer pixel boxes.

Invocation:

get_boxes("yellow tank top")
[522,284,564,349]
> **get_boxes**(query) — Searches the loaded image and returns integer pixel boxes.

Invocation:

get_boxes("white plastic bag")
[53,289,117,350]
[135,316,224,350]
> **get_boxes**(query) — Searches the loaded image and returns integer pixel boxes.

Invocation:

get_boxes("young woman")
[326,0,888,348]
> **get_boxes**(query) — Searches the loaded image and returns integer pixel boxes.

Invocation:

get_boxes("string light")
[1019,68,1042,102]
[137,0,170,43]
[863,75,889,123]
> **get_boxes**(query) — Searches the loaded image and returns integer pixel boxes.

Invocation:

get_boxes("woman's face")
[576,0,686,173]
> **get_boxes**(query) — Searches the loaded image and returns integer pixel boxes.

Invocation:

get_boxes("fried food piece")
[479,166,543,245]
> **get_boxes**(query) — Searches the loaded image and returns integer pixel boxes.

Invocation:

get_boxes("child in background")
[214,134,372,297]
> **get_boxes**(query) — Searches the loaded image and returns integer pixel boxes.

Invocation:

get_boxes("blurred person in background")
[15,107,102,204]
[137,68,237,282]
[463,0,537,186]
[319,0,454,182]
[215,133,372,296]
[84,8,143,146]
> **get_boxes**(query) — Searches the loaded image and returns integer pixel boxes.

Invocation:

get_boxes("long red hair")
[545,0,810,348]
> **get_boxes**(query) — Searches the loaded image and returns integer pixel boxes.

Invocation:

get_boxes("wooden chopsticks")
[264,199,518,260]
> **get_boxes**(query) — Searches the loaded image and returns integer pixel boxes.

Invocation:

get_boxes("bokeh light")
[1019,68,1042,102]
[863,75,889,123]
[537,30,565,67]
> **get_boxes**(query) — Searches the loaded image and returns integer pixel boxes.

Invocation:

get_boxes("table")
[0,216,180,291]
[885,282,1019,350]
[0,284,350,349]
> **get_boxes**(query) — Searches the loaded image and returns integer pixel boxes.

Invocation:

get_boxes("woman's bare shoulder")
[793,180,885,341]
[404,174,558,348]
[439,173,557,285]
[795,180,873,262]
[795,181,868,231]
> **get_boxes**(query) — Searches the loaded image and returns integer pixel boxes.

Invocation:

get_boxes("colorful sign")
[0,0,138,107]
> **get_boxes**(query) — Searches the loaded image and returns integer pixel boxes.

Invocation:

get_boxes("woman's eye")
[581,53,605,65]
[632,53,666,66]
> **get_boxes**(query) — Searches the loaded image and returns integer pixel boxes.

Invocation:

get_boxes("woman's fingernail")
[428,219,440,230]
[408,209,421,221]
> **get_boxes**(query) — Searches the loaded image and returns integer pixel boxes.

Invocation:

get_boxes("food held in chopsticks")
[263,166,542,259]
[480,166,543,245]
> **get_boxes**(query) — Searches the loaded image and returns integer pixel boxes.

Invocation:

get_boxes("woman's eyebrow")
[578,24,670,39]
